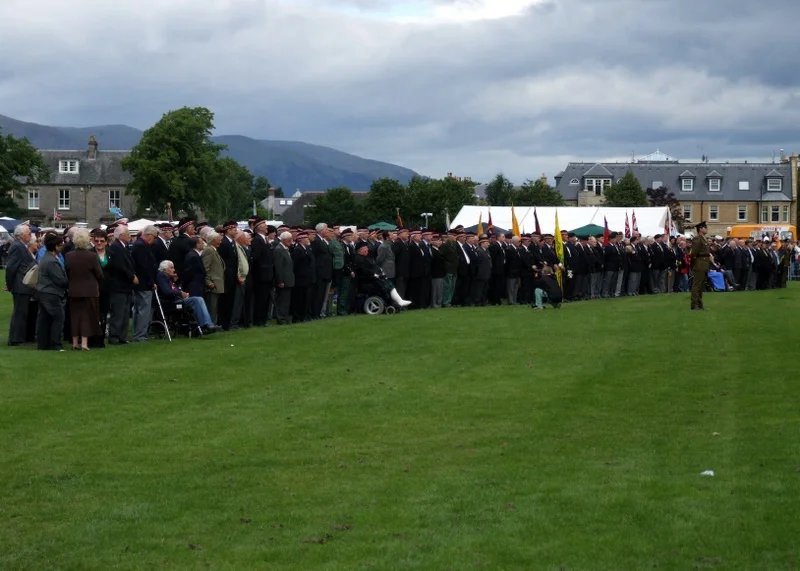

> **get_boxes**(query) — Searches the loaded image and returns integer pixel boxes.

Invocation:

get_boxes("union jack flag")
[53,208,62,221]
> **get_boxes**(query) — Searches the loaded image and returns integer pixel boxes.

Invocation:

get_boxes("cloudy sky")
[1,0,799,183]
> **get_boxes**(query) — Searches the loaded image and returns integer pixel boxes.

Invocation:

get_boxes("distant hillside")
[0,114,418,192]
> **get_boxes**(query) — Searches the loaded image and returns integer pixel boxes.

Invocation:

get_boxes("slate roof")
[38,149,132,186]
[583,163,613,177]
[553,160,794,202]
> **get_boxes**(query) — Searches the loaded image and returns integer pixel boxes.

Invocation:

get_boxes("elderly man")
[312,223,334,318]
[131,225,159,342]
[273,231,295,325]
[5,223,36,346]
[107,225,138,344]
[155,260,220,334]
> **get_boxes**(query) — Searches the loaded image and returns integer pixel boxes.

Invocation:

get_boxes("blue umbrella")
[0,218,40,233]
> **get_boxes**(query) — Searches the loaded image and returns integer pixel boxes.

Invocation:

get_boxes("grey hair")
[206,231,221,244]
[142,225,159,237]
[158,260,174,273]
[199,226,215,240]
[72,228,92,250]
[14,224,30,238]
[280,231,292,241]
[315,223,328,232]
[114,225,128,239]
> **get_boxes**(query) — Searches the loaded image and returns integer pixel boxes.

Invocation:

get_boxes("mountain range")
[0,114,418,192]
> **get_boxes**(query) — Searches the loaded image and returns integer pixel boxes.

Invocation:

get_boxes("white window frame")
[737,205,747,222]
[767,178,782,192]
[27,189,40,210]
[682,204,692,222]
[709,204,719,221]
[652,180,663,189]
[783,205,790,223]
[739,181,749,191]
[109,189,121,210]
[709,178,721,192]
[569,178,579,185]
[59,160,79,174]
[58,189,71,210]
[681,178,694,192]
[761,205,769,223]
[584,178,612,194]
[771,206,780,223]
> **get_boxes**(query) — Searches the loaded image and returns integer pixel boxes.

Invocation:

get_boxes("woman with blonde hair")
[64,228,104,351]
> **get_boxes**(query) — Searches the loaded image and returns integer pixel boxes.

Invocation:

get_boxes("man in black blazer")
[392,229,411,298]
[601,232,622,298]
[311,224,334,318]
[273,232,295,325]
[217,221,240,330]
[107,225,138,344]
[5,223,36,346]
[168,218,195,278]
[131,225,159,342]
[291,232,314,322]
[182,236,207,298]
[251,219,275,326]
[152,223,172,265]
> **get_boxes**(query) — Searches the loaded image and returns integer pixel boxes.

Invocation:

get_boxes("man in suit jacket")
[505,237,522,304]
[152,223,172,265]
[471,237,492,305]
[36,234,69,351]
[311,224,334,318]
[217,221,240,330]
[182,237,207,299]
[392,230,411,298]
[131,225,159,342]
[273,232,295,325]
[487,234,506,305]
[201,232,226,325]
[5,224,36,346]
[168,218,195,278]
[250,220,275,326]
[291,232,315,322]
[106,225,138,344]
[601,232,622,298]
[376,231,396,281]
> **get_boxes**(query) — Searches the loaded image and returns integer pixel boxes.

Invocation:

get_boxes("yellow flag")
[554,211,564,288]
[477,212,483,236]
[511,204,521,237]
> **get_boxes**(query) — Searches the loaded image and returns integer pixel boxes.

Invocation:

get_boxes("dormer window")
[709,179,720,192]
[767,178,782,192]
[59,160,79,174]
[682,179,694,192]
[569,178,579,185]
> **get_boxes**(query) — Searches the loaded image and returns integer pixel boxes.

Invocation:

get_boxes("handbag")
[22,264,39,287]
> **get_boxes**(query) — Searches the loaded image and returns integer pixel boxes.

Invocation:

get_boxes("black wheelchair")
[355,279,399,316]
[148,292,203,341]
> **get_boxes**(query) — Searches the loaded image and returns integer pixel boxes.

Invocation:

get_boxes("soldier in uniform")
[689,221,710,310]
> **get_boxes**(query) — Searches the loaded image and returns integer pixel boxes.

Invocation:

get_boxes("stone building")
[554,150,798,236]
[19,136,135,229]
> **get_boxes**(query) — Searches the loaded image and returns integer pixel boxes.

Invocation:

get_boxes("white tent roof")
[450,206,670,237]
[127,218,157,232]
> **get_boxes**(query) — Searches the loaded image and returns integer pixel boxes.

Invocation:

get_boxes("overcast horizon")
[2,0,799,184]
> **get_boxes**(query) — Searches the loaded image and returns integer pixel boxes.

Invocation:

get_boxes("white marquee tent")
[450,206,671,237]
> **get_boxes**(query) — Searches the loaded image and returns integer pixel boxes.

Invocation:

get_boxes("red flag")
[603,216,610,243]
[487,208,494,235]
[632,210,638,233]
[664,210,670,237]
[53,208,62,221]
[396,207,403,228]
[624,213,631,238]
[534,207,541,235]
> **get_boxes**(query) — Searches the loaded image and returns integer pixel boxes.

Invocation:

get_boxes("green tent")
[368,221,397,231]
[569,223,607,237]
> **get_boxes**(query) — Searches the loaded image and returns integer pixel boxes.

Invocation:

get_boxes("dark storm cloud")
[0,0,798,183]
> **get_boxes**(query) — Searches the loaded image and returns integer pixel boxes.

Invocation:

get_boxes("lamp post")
[421,212,432,229]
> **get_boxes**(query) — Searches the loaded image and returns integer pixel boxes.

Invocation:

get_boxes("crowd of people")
[3,216,797,351]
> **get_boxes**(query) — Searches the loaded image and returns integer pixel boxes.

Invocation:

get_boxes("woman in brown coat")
[65,228,104,351]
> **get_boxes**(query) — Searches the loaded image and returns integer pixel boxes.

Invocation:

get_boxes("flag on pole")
[624,213,631,238]
[554,211,564,288]
[664,209,670,237]
[511,204,521,238]
[396,207,403,228]
[603,216,610,243]
[53,208,61,221]
[477,212,483,236]
[445,208,451,231]
[631,209,638,233]
[533,207,541,235]
[487,208,494,235]
[252,199,257,216]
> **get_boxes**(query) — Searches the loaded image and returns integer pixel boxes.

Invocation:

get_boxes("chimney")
[540,172,547,184]
[267,186,275,215]
[88,136,98,160]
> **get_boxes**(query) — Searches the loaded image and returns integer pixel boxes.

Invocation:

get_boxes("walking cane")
[153,292,173,343]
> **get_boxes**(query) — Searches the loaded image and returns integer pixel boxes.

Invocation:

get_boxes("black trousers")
[488,274,505,305]
[36,292,65,350]
[291,285,314,322]
[471,279,488,305]
[252,280,273,326]
[394,276,407,299]
[9,293,31,345]
[456,275,473,306]
[108,291,131,342]
[314,279,331,317]
[218,281,236,329]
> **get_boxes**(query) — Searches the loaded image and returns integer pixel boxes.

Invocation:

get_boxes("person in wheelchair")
[354,243,411,308]
[156,260,221,333]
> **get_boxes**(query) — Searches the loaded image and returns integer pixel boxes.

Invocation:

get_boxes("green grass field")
[2,274,799,570]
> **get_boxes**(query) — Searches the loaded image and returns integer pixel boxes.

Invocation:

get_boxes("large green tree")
[203,157,255,224]
[361,178,407,225]
[516,178,565,206]
[307,187,360,226]
[604,171,648,207]
[0,130,49,218]
[121,106,226,216]
[484,174,516,206]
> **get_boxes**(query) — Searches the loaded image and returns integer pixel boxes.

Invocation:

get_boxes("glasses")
[94,238,106,243]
